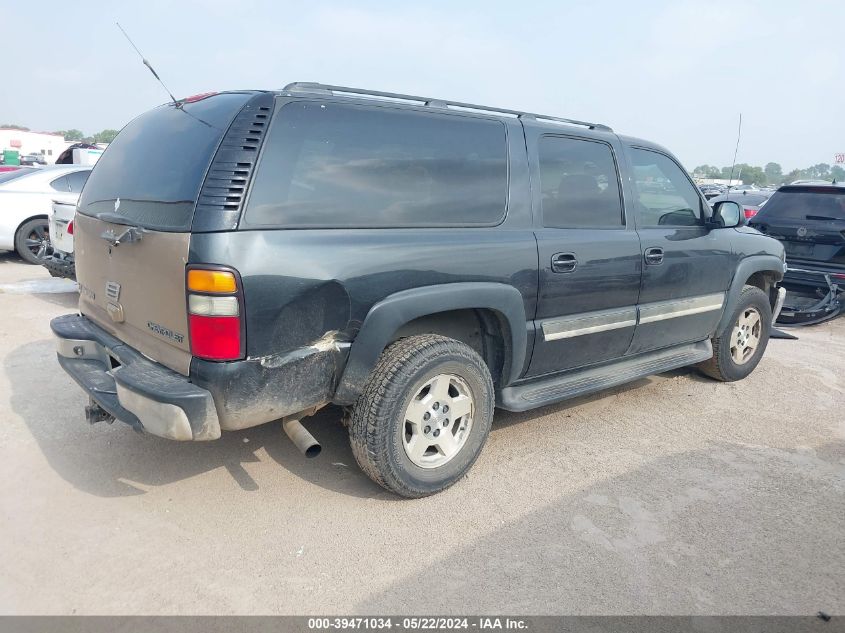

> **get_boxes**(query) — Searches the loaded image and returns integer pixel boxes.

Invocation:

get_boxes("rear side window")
[630,148,704,227]
[242,102,508,228]
[77,92,253,231]
[50,176,69,192]
[66,170,90,194]
[757,188,845,221]
[538,136,624,228]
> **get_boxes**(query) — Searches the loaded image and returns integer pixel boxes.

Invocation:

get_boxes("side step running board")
[497,340,713,412]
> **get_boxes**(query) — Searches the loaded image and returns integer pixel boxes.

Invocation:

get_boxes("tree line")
[692,161,844,185]
[1,124,119,144]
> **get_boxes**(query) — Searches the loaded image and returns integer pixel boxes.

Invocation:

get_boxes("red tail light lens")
[186,266,244,361]
[67,220,73,235]
[188,314,242,360]
[744,207,758,219]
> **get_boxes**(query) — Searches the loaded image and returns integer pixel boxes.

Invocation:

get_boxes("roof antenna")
[726,113,742,189]
[116,22,179,106]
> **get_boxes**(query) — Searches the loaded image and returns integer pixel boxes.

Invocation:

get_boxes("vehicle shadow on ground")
[0,252,24,265]
[354,440,845,614]
[7,338,703,501]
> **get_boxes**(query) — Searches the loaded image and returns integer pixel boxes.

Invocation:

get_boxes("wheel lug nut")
[442,405,449,413]
[423,412,430,421]
[432,402,439,411]
[443,419,450,427]
[433,429,440,437]
[424,426,431,434]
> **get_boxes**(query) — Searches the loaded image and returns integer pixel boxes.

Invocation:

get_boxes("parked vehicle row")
[0,165,91,264]
[49,84,787,497]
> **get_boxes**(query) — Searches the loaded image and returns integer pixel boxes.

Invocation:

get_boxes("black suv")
[52,83,786,497]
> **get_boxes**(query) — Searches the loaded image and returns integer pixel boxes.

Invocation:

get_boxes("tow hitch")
[85,400,115,425]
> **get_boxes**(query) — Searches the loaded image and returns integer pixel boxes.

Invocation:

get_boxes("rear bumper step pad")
[51,314,220,441]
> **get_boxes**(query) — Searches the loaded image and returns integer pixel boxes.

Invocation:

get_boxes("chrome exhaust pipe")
[282,418,321,458]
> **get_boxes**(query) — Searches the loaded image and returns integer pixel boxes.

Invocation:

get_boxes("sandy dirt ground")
[0,253,842,615]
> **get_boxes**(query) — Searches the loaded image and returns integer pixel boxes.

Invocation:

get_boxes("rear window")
[0,167,37,185]
[242,101,508,228]
[757,188,845,222]
[77,92,253,231]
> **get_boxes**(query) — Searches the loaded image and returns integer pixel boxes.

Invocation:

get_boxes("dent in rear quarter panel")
[188,228,538,430]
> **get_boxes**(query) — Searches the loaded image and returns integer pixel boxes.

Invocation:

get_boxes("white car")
[43,199,77,279]
[0,165,92,264]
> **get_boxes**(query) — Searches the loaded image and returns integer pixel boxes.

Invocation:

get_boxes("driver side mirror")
[708,200,742,228]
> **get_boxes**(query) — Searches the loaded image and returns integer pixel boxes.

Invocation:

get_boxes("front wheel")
[698,285,772,382]
[349,334,494,498]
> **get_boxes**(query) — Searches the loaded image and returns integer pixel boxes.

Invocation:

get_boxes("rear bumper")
[51,314,221,441]
[783,262,845,291]
[42,252,76,279]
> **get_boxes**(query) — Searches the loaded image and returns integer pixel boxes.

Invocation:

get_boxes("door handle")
[644,247,664,265]
[551,252,578,273]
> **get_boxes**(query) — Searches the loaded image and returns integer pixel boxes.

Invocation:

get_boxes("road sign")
[836,153,845,164]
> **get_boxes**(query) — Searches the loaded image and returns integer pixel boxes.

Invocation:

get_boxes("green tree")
[93,129,119,144]
[783,169,802,184]
[807,163,831,180]
[693,164,721,178]
[56,129,84,141]
[1,123,30,131]
[764,162,783,184]
[831,165,845,182]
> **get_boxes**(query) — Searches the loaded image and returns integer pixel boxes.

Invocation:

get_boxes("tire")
[14,217,49,264]
[349,334,494,498]
[698,285,772,382]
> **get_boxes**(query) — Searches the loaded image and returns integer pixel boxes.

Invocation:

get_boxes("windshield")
[757,188,845,222]
[77,92,253,231]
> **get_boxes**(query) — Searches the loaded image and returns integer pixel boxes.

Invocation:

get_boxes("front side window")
[538,136,624,228]
[630,148,704,227]
[243,102,508,228]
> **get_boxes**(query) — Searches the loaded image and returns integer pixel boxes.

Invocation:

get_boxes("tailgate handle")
[100,226,143,246]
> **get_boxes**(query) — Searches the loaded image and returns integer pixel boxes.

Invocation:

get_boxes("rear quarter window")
[242,101,508,228]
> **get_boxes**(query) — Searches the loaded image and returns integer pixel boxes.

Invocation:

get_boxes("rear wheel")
[14,218,50,264]
[349,334,494,498]
[698,285,772,381]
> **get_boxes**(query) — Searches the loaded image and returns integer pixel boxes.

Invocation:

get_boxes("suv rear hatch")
[750,185,845,270]
[74,91,257,375]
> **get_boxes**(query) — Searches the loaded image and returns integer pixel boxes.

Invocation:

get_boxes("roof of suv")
[272,82,675,154]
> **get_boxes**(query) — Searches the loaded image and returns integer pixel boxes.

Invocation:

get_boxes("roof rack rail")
[281,82,612,132]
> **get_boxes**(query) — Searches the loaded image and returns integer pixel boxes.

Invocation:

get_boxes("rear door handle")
[551,252,578,273]
[644,247,664,265]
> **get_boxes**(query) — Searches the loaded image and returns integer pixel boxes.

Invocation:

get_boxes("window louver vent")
[192,92,275,232]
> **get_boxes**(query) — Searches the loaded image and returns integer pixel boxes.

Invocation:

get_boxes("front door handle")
[644,247,664,266]
[551,252,578,273]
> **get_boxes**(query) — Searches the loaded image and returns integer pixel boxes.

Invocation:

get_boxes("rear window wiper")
[805,215,845,222]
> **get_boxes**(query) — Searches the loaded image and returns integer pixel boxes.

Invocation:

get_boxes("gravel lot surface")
[0,254,842,615]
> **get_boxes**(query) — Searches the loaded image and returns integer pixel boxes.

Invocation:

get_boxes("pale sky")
[3,0,843,171]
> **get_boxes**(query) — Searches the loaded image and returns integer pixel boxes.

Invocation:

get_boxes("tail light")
[186,266,244,361]
[744,207,758,219]
[66,220,73,235]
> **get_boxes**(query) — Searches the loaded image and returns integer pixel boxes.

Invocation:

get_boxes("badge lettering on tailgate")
[147,321,185,344]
